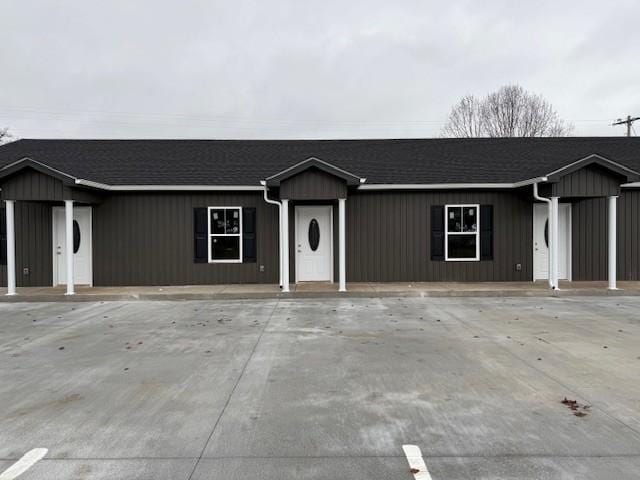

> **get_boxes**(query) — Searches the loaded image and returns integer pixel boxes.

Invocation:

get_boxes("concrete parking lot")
[1,296,639,479]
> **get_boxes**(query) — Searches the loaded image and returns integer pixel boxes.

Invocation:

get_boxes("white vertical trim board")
[566,204,572,282]
[402,445,433,480]
[550,199,556,286]
[5,200,16,295]
[338,198,346,292]
[88,207,93,287]
[608,195,618,290]
[51,208,57,287]
[64,200,75,295]
[330,205,334,284]
[294,206,299,282]
[281,199,290,291]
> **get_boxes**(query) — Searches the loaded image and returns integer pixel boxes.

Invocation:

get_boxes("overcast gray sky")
[1,0,639,139]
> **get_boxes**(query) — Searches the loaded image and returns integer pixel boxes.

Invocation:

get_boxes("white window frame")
[445,204,480,262]
[207,206,243,263]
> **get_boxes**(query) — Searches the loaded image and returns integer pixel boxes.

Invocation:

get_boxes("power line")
[612,115,640,137]
[1,104,629,139]
[0,104,620,128]
[0,105,447,127]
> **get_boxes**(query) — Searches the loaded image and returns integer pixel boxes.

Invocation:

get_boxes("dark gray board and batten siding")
[279,169,348,200]
[345,190,533,282]
[571,198,608,281]
[86,186,640,284]
[571,191,640,281]
[0,202,52,287]
[619,190,640,280]
[2,178,640,286]
[1,167,102,203]
[542,165,623,198]
[92,192,279,286]
[1,168,66,201]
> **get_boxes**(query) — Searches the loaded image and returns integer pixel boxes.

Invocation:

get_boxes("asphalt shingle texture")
[0,137,639,186]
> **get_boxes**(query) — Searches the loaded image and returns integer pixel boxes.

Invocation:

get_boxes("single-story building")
[0,137,639,294]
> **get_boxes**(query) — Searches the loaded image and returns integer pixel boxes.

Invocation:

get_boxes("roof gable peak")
[0,157,77,184]
[546,153,640,183]
[264,156,365,187]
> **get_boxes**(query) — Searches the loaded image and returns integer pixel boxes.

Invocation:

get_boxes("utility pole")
[612,115,640,137]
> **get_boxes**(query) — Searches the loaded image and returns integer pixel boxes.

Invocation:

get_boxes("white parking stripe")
[403,444,433,480]
[0,449,48,480]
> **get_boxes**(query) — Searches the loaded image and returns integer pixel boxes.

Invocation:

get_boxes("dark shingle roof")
[0,138,639,186]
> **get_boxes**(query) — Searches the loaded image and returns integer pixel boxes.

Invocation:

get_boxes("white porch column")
[278,207,283,288]
[281,199,290,292]
[5,200,16,295]
[64,199,75,295]
[338,198,346,292]
[550,197,559,289]
[545,201,554,290]
[608,195,618,290]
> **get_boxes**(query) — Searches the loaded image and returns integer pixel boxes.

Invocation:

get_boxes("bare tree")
[441,95,484,138]
[442,85,573,137]
[0,127,13,145]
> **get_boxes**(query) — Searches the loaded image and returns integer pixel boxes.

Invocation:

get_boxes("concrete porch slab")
[0,281,639,302]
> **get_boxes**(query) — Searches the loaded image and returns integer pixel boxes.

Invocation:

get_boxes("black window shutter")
[193,208,208,263]
[0,208,6,266]
[430,205,445,261]
[480,205,493,261]
[243,207,257,263]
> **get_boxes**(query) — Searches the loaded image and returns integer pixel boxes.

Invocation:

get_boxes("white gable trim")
[74,179,264,191]
[544,153,640,179]
[264,156,365,184]
[357,177,547,190]
[0,157,78,181]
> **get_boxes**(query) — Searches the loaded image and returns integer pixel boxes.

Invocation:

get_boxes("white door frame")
[533,203,572,281]
[52,206,93,287]
[294,205,334,283]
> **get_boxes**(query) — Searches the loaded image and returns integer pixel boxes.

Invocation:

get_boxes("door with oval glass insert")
[53,206,92,286]
[295,206,333,282]
[533,203,571,281]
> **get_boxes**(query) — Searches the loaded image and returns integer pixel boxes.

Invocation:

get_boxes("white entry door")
[53,206,92,286]
[295,206,333,282]
[533,203,571,281]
